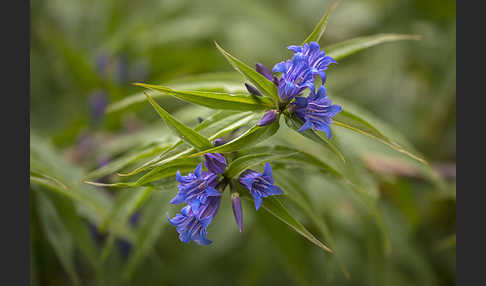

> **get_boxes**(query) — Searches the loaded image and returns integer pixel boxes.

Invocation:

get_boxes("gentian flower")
[168,192,222,245]
[170,163,221,212]
[287,41,336,81]
[273,53,314,103]
[239,162,283,210]
[204,153,227,175]
[168,205,213,245]
[293,85,342,139]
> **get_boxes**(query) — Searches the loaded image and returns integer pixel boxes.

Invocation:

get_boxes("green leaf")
[84,145,171,180]
[35,192,80,286]
[100,187,154,262]
[275,172,350,278]
[225,152,298,178]
[284,113,345,163]
[135,159,200,186]
[240,191,332,253]
[118,111,258,177]
[326,33,421,61]
[190,117,280,157]
[302,0,340,44]
[85,159,199,188]
[135,83,273,111]
[107,75,247,113]
[144,92,213,150]
[122,191,172,282]
[333,109,427,165]
[214,41,279,104]
[226,145,342,179]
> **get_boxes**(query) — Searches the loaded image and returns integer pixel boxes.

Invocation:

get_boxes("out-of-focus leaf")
[135,83,273,111]
[100,187,154,262]
[240,190,333,253]
[85,159,199,188]
[302,0,340,44]
[326,34,421,61]
[275,172,350,279]
[284,113,345,163]
[122,191,172,282]
[144,92,213,150]
[35,192,80,286]
[84,145,171,180]
[214,41,279,104]
[333,109,427,165]
[190,118,280,157]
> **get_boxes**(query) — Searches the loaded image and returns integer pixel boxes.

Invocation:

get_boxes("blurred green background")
[30,0,456,285]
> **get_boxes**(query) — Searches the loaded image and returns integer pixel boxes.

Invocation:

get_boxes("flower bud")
[245,83,262,97]
[255,63,279,86]
[258,110,278,126]
[231,192,243,232]
[212,138,226,146]
[204,153,227,175]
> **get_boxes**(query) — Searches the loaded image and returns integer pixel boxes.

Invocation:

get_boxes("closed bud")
[212,138,226,146]
[245,83,262,97]
[204,153,227,175]
[258,110,278,126]
[231,192,243,233]
[255,63,273,81]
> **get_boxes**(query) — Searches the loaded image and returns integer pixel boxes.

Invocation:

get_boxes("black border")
[0,0,30,284]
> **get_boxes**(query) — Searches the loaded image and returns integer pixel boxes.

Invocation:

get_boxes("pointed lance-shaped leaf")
[144,92,213,151]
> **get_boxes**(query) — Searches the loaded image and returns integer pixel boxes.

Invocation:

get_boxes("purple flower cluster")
[169,151,284,245]
[168,153,226,245]
[252,41,341,138]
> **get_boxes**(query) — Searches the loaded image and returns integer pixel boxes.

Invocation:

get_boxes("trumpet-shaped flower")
[170,163,221,212]
[293,85,342,139]
[273,54,314,102]
[239,162,283,210]
[287,41,336,81]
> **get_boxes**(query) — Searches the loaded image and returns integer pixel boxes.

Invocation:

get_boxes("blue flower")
[170,163,221,212]
[287,41,336,82]
[273,53,314,102]
[293,85,342,139]
[168,195,221,245]
[168,206,211,245]
[239,162,283,210]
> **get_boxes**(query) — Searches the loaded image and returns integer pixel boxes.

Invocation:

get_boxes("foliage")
[30,0,456,285]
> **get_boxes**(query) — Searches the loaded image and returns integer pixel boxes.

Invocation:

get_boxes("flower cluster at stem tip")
[252,41,342,139]
[169,42,341,245]
[168,147,283,245]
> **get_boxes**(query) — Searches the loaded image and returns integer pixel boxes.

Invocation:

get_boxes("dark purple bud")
[212,138,226,146]
[231,192,243,232]
[245,83,262,97]
[258,110,278,126]
[255,63,274,81]
[204,153,227,174]
[256,63,279,86]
